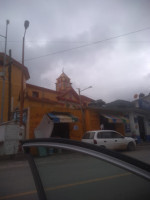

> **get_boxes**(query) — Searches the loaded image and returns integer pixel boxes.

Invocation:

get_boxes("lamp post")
[77,86,92,134]
[20,20,29,126]
[0,20,10,124]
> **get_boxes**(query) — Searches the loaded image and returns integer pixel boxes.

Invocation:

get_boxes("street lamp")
[77,86,92,134]
[0,20,10,124]
[77,86,92,96]
[20,20,29,126]
[77,86,92,109]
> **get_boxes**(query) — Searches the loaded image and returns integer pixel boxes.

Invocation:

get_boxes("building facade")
[90,99,150,143]
[24,72,100,140]
[0,54,100,140]
[1,53,149,143]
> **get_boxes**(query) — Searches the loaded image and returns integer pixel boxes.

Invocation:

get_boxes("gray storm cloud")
[1,0,150,102]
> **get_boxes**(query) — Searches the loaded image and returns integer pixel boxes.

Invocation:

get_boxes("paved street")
[122,144,150,164]
[0,159,38,200]
[0,145,149,200]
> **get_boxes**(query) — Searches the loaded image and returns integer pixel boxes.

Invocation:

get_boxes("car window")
[101,131,112,138]
[112,131,123,138]
[82,132,95,139]
[97,132,102,138]
[27,146,150,200]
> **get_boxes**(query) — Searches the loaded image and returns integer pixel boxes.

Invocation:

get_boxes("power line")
[1,40,150,44]
[0,40,87,43]
[22,26,150,61]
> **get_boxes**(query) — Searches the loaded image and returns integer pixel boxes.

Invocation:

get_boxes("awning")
[47,112,78,123]
[103,114,129,123]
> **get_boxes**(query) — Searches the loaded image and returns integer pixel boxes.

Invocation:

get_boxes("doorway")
[100,115,115,130]
[51,123,70,138]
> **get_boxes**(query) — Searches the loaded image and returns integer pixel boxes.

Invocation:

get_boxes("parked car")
[22,138,150,200]
[82,130,136,151]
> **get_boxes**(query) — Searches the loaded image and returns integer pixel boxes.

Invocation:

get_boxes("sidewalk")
[137,141,150,146]
[0,152,27,161]
[0,141,150,162]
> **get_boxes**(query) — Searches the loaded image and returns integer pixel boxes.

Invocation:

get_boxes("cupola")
[56,72,72,92]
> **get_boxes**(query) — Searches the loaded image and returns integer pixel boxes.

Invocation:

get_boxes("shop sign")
[73,125,78,130]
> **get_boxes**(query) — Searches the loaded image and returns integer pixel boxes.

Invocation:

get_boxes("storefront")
[129,112,150,143]
[34,112,78,139]
[100,114,130,136]
[48,112,78,139]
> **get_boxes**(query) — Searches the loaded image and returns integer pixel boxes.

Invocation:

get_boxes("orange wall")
[85,109,100,132]
[27,86,58,101]
[0,64,26,121]
[25,97,101,141]
[27,100,83,140]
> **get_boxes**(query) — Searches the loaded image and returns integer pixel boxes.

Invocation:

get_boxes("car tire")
[127,142,135,151]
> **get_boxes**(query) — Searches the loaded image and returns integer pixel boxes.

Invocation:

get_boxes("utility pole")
[8,49,12,121]
[77,86,92,134]
[0,20,10,124]
[20,20,29,126]
[77,88,85,134]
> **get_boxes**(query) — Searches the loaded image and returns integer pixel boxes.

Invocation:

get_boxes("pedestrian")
[100,123,104,130]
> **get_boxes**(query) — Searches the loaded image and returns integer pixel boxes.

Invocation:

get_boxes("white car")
[82,130,136,151]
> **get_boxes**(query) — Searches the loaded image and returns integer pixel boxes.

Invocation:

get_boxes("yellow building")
[0,52,30,122]
[0,53,100,140]
[25,72,100,140]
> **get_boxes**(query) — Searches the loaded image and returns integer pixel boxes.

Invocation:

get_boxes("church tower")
[56,72,72,92]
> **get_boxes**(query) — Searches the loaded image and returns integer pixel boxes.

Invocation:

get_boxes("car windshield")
[24,142,150,200]
[1,1,150,200]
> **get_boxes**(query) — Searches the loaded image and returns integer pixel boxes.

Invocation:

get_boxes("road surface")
[0,145,149,200]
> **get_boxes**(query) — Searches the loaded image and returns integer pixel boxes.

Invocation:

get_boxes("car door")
[98,131,114,149]
[111,131,126,150]
[82,131,95,144]
[22,138,150,200]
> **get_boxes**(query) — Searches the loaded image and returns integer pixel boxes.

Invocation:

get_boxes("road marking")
[45,172,131,191]
[0,172,131,199]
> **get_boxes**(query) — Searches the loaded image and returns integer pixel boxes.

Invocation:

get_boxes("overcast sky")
[0,0,150,103]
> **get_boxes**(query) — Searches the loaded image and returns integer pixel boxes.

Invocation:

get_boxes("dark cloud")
[1,0,150,102]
